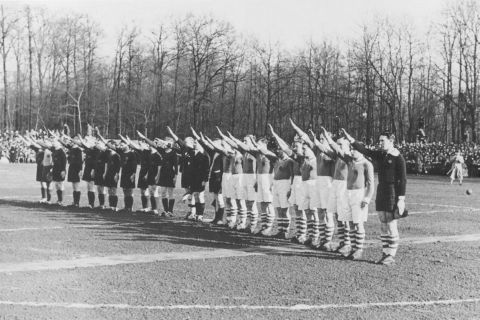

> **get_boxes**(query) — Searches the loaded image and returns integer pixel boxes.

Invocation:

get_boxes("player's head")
[378,131,395,151]
[337,137,351,154]
[164,136,174,150]
[119,140,129,152]
[53,140,61,149]
[244,134,255,147]
[256,137,268,149]
[184,136,195,149]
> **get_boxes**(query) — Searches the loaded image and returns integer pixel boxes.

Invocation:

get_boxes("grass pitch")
[0,164,479,319]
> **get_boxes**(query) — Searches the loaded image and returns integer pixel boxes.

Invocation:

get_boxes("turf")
[0,164,479,319]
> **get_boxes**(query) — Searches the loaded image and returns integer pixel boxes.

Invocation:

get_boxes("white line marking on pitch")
[0,249,264,273]
[0,298,478,310]
[0,225,108,233]
[410,202,480,211]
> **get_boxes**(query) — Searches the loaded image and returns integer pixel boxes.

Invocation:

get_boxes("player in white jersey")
[268,125,305,242]
[448,151,465,185]
[322,127,374,260]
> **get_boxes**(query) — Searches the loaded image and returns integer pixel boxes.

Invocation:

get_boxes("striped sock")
[381,234,390,255]
[343,224,351,246]
[285,215,291,233]
[356,230,366,250]
[260,212,267,229]
[225,206,232,223]
[389,235,400,257]
[325,225,335,242]
[230,206,238,224]
[265,209,275,230]
[312,220,320,242]
[337,225,345,245]
[277,218,285,233]
[250,209,259,230]
[296,215,307,238]
[238,207,247,226]
[319,223,326,242]
[307,219,314,240]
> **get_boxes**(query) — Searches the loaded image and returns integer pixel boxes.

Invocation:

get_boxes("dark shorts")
[137,167,149,189]
[42,165,53,183]
[375,183,397,212]
[104,172,119,188]
[68,165,82,183]
[209,172,222,194]
[120,173,136,189]
[36,164,43,182]
[82,165,94,182]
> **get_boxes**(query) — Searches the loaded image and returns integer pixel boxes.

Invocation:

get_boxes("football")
[466,189,472,195]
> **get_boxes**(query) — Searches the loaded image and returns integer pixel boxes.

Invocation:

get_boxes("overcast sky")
[12,0,449,56]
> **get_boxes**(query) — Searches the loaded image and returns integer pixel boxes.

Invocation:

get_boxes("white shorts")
[327,180,347,218]
[288,176,304,206]
[344,188,368,223]
[316,176,332,209]
[272,179,291,208]
[242,173,257,201]
[299,179,320,210]
[149,185,160,197]
[222,173,233,198]
[230,174,244,199]
[256,173,273,203]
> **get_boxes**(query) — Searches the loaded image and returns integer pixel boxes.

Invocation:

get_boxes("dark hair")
[379,131,395,141]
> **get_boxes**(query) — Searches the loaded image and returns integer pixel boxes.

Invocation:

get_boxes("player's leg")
[87,181,96,208]
[149,185,160,215]
[40,182,48,203]
[40,182,46,203]
[123,188,134,212]
[140,188,150,212]
[55,181,64,205]
[211,192,225,224]
[71,182,81,207]
[194,191,206,221]
[108,187,118,211]
[97,185,106,209]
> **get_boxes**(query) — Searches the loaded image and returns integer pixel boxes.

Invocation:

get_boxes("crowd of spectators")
[0,130,40,163]
[399,141,480,177]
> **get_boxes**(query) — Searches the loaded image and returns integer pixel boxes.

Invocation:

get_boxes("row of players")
[20,120,407,265]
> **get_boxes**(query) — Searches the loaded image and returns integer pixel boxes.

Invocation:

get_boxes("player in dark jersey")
[93,141,108,209]
[121,135,150,213]
[51,140,67,206]
[61,136,84,207]
[19,135,45,202]
[192,129,225,225]
[80,136,98,208]
[118,141,137,212]
[167,126,196,219]
[100,137,121,212]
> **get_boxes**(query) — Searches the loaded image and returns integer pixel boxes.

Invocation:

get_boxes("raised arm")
[319,127,347,160]
[341,128,381,161]
[290,118,314,149]
[137,131,159,149]
[227,131,251,153]
[216,127,237,149]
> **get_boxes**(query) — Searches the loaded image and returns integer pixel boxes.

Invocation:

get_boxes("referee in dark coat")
[342,128,406,266]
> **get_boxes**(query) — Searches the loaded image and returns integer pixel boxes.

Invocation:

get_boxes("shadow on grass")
[0,198,368,263]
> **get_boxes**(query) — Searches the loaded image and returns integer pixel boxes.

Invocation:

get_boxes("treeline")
[0,1,480,142]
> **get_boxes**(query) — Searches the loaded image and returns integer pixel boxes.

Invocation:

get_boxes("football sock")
[141,195,148,209]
